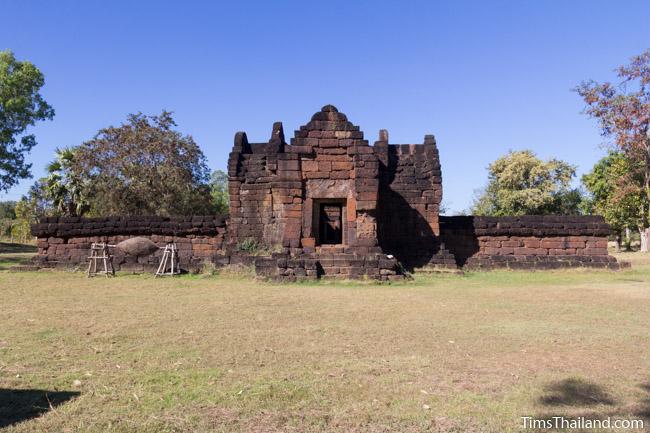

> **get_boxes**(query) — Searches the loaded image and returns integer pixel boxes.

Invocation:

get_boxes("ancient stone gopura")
[226,104,455,280]
[31,105,625,279]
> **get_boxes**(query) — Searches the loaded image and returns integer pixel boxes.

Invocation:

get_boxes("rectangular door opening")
[318,203,343,245]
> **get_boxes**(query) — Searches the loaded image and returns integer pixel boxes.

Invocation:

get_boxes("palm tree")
[43,147,89,216]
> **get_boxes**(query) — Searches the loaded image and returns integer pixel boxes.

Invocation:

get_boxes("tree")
[0,200,16,219]
[0,50,54,191]
[42,147,89,216]
[471,150,581,216]
[0,200,15,240]
[0,200,16,240]
[11,195,39,244]
[209,169,229,214]
[582,152,645,251]
[576,49,650,251]
[70,111,213,216]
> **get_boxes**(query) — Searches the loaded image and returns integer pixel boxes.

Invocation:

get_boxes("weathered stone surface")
[440,216,622,270]
[31,105,622,278]
[32,215,226,238]
[30,216,226,272]
[115,237,159,256]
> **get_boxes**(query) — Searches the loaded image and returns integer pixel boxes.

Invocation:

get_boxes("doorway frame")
[312,198,347,246]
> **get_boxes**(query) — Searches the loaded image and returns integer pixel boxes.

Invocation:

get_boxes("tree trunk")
[641,228,649,252]
[614,232,621,253]
[642,147,649,253]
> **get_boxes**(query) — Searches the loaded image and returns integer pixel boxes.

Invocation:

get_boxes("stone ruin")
[30,105,626,280]
[227,104,456,280]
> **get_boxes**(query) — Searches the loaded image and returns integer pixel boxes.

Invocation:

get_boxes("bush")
[236,238,259,254]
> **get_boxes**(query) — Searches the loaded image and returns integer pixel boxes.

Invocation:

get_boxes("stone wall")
[226,128,283,250]
[226,105,454,275]
[224,104,462,279]
[375,133,455,270]
[31,216,226,272]
[227,105,382,255]
[440,215,624,270]
[28,105,625,279]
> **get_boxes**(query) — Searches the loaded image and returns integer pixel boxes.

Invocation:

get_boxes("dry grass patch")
[1,253,650,432]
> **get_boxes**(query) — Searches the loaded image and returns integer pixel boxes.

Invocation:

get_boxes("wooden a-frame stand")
[86,242,115,278]
[155,242,180,277]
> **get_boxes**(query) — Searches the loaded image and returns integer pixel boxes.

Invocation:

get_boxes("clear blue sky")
[1,0,649,213]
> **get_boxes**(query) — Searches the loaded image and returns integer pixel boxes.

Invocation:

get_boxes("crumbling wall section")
[226,129,282,251]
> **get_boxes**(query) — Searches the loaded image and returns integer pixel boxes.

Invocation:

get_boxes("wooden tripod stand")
[87,242,115,277]
[155,243,180,277]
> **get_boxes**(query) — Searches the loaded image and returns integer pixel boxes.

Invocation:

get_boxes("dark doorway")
[319,204,343,244]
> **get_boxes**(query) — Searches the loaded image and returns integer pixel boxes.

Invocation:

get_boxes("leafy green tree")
[210,169,229,214]
[0,200,16,240]
[576,49,650,251]
[471,150,581,216]
[70,111,213,216]
[42,147,89,216]
[11,195,39,243]
[0,50,54,191]
[0,200,16,219]
[582,152,646,251]
[0,217,12,240]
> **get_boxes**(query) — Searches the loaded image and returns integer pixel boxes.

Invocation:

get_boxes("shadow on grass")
[0,243,37,270]
[635,383,650,421]
[539,378,616,406]
[0,388,80,428]
[531,379,650,432]
[0,242,37,254]
[0,254,35,270]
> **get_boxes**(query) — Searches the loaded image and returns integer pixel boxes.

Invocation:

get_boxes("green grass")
[1,252,649,432]
[0,242,36,270]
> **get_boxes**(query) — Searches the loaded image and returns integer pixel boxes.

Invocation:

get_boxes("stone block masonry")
[255,250,403,282]
[31,105,623,279]
[31,216,227,273]
[226,105,454,277]
[227,105,384,255]
[375,135,456,270]
[440,216,626,270]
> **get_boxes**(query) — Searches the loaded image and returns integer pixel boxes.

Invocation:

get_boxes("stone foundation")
[255,250,404,282]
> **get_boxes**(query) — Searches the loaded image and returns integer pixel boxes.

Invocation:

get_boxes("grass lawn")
[1,252,649,432]
[0,243,36,271]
